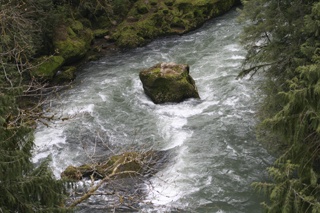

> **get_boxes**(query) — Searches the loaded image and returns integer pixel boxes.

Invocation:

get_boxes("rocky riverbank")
[31,0,241,83]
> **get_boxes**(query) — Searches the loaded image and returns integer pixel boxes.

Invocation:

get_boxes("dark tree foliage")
[52,0,132,22]
[239,0,320,212]
[0,1,71,212]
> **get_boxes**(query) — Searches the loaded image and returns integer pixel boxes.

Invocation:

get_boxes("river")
[33,8,273,213]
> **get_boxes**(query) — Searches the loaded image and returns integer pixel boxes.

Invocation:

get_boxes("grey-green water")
[33,9,273,212]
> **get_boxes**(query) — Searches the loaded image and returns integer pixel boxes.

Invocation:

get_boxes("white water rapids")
[33,9,273,212]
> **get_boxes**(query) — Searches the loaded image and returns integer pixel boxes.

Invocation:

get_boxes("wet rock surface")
[139,62,200,104]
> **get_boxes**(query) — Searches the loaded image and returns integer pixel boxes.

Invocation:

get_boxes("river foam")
[33,8,272,213]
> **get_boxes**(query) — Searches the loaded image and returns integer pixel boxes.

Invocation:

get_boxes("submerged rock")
[139,62,200,104]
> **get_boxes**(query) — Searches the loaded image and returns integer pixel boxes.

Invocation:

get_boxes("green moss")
[112,26,146,47]
[53,21,93,64]
[53,66,76,83]
[66,27,76,37]
[54,38,87,62]
[32,56,65,80]
[61,166,82,181]
[175,2,192,12]
[70,19,84,32]
[135,18,161,38]
[183,12,194,19]
[139,63,200,104]
[93,29,109,38]
[136,3,149,14]
[150,0,157,6]
[171,17,186,29]
[110,0,238,48]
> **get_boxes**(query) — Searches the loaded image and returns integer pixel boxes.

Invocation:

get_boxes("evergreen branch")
[237,62,275,79]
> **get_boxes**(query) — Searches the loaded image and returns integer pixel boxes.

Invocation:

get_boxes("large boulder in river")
[139,62,200,104]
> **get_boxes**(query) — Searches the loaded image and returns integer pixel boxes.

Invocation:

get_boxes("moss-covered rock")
[54,38,86,62]
[53,66,77,83]
[32,56,65,80]
[112,26,146,48]
[139,62,200,104]
[53,19,94,64]
[111,0,240,48]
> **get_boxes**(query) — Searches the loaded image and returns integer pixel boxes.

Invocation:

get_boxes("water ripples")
[33,8,273,212]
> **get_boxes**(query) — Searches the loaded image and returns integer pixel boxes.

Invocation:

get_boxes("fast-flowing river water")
[33,8,274,212]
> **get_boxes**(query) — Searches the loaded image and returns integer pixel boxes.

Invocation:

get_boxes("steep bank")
[32,0,241,82]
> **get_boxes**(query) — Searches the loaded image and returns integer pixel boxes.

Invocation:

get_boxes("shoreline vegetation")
[0,0,239,85]
[239,0,320,212]
[34,0,242,83]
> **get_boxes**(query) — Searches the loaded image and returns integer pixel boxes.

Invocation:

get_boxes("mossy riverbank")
[32,0,241,83]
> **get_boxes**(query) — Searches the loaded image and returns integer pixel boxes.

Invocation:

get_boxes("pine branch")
[237,62,275,79]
